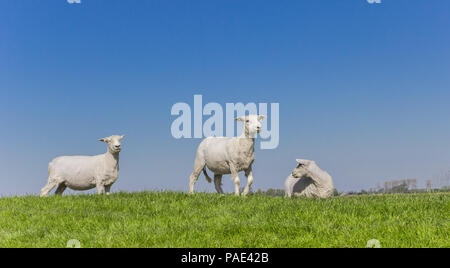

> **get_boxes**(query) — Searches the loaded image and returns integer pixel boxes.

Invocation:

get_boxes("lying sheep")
[40,135,125,197]
[284,159,333,198]
[189,115,265,196]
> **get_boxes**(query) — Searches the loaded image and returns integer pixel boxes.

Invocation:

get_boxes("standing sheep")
[40,135,125,197]
[189,114,265,196]
[284,159,334,198]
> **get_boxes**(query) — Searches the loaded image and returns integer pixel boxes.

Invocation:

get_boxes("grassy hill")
[0,192,448,248]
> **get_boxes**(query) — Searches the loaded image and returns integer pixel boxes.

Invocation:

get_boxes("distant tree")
[265,188,285,197]
[333,188,339,196]
[389,183,409,193]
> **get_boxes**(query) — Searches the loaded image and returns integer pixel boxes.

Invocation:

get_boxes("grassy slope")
[0,192,448,248]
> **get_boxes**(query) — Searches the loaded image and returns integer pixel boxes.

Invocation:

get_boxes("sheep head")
[236,115,265,138]
[292,159,315,179]
[99,135,125,154]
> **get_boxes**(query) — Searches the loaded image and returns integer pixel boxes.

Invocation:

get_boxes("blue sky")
[1,0,449,195]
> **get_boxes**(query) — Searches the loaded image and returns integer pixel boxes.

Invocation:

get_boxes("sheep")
[40,135,125,197]
[284,159,334,198]
[189,115,265,196]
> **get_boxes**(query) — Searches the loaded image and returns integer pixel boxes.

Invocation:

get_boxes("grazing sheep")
[40,135,125,197]
[189,115,265,196]
[284,159,333,198]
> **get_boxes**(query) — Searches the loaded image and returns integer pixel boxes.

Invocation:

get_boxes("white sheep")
[284,159,334,198]
[40,135,125,197]
[189,115,265,196]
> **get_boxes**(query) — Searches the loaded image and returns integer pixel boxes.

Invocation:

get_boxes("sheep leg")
[96,184,105,195]
[230,164,240,196]
[40,178,58,197]
[189,156,205,194]
[105,185,111,195]
[214,174,224,194]
[233,175,241,196]
[54,183,67,196]
[242,168,254,196]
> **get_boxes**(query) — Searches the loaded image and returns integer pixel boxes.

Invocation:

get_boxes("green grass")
[0,192,448,248]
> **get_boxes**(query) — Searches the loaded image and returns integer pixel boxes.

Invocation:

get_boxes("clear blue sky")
[1,0,449,195]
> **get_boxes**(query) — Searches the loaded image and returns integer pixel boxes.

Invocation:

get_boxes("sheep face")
[236,115,265,138]
[99,135,125,153]
[292,159,314,178]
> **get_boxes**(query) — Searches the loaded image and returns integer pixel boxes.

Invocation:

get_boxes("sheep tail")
[203,168,212,183]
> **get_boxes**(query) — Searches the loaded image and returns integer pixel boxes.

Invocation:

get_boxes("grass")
[0,192,448,248]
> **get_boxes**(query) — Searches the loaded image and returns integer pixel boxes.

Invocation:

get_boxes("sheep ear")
[99,137,110,143]
[296,159,308,164]
[235,116,245,122]
[258,115,266,121]
[120,135,125,140]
